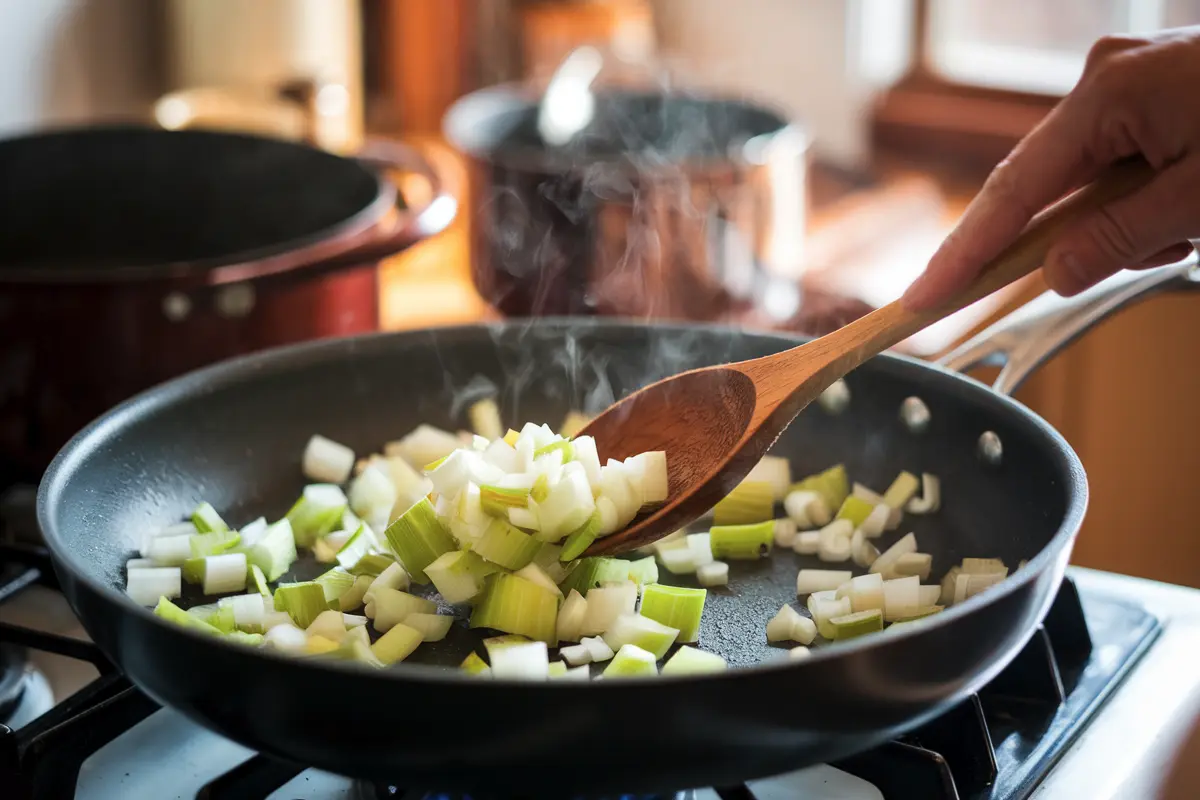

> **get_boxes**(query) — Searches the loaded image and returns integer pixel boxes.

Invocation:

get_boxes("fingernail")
[1045,250,1087,296]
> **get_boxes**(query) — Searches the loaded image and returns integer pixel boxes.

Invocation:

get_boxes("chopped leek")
[625,556,659,585]
[483,633,530,659]
[273,582,328,628]
[559,557,630,595]
[303,434,356,484]
[371,622,423,665]
[745,456,792,501]
[335,524,375,570]
[845,573,884,613]
[405,612,454,642]
[473,518,541,570]
[883,471,920,510]
[919,584,941,606]
[249,564,271,598]
[868,533,918,577]
[468,398,504,440]
[829,609,883,639]
[315,567,356,605]
[556,589,588,642]
[686,533,714,567]
[534,439,574,462]
[792,531,821,555]
[349,464,397,521]
[200,553,248,595]
[425,550,496,603]
[893,552,933,581]
[906,473,941,514]
[639,584,706,644]
[366,562,411,602]
[480,484,530,518]
[559,510,601,560]
[940,566,963,605]
[657,546,698,575]
[857,503,890,539]
[560,643,592,666]
[537,469,596,541]
[126,558,153,572]
[349,553,395,577]
[766,604,815,644]
[533,543,571,584]
[774,518,798,548]
[190,529,240,558]
[547,661,568,678]
[602,613,679,659]
[784,490,832,529]
[286,484,348,547]
[851,531,881,568]
[796,569,853,595]
[155,597,220,635]
[810,596,852,639]
[460,651,490,676]
[470,573,559,644]
[191,502,229,534]
[339,574,374,611]
[306,609,349,644]
[490,640,550,680]
[385,498,456,582]
[789,646,812,660]
[961,557,1008,575]
[386,424,461,469]
[530,474,550,504]
[791,464,849,516]
[580,581,638,637]
[603,643,658,678]
[661,646,727,675]
[581,635,615,662]
[245,518,299,582]
[264,623,308,651]
[126,567,182,606]
[835,496,875,528]
[709,521,774,560]
[697,561,729,587]
[145,534,194,566]
[365,587,437,632]
[513,563,563,598]
[712,481,774,526]
[882,575,920,621]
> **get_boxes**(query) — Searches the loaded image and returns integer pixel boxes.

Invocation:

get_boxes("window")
[927,0,1200,95]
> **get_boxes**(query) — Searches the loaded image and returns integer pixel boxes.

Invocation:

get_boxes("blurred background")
[1,0,1197,587]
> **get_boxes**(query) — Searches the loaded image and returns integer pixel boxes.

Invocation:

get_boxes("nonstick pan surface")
[38,320,1083,794]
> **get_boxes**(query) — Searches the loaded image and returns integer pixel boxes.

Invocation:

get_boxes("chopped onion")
[661,646,727,675]
[625,556,659,585]
[199,553,247,595]
[349,465,397,521]
[314,567,356,605]
[560,642,592,667]
[905,473,941,514]
[556,590,588,642]
[146,534,193,566]
[405,612,454,642]
[238,517,268,548]
[538,469,596,542]
[790,465,849,516]
[597,462,640,528]
[792,531,821,555]
[766,604,807,643]
[745,456,793,501]
[246,519,298,582]
[473,518,541,570]
[602,613,679,659]
[581,635,615,662]
[306,609,349,644]
[286,484,348,547]
[829,609,883,639]
[603,643,658,678]
[425,549,497,603]
[365,562,411,602]
[468,399,504,441]
[303,434,355,484]
[126,567,182,606]
[710,521,774,560]
[513,562,563,598]
[386,424,461,469]
[846,573,884,613]
[273,581,327,629]
[191,502,229,534]
[623,451,668,507]
[869,533,918,577]
[385,498,456,582]
[657,546,699,575]
[371,622,423,665]
[696,560,729,587]
[639,583,706,643]
[796,569,853,596]
[366,587,437,632]
[470,573,559,644]
[570,435,603,486]
[712,481,774,526]
[773,518,798,548]
[882,576,920,621]
[810,596,852,638]
[893,552,933,581]
[919,584,941,606]
[490,640,549,680]
[580,581,637,637]
[784,490,831,529]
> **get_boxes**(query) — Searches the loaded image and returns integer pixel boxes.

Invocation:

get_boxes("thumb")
[1045,157,1200,296]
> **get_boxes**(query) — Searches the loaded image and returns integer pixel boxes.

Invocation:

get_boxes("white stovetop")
[2,567,1198,799]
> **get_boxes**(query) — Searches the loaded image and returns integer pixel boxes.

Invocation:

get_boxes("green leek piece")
[882,471,920,509]
[530,474,550,504]
[835,496,876,528]
[191,502,229,533]
[829,609,884,640]
[559,511,601,561]
[384,498,456,582]
[225,631,265,647]
[460,651,490,676]
[206,604,236,633]
[189,529,241,558]
[423,455,449,472]
[315,568,356,605]
[625,556,659,586]
[709,521,774,560]
[602,643,658,678]
[661,645,727,675]
[182,557,206,586]
[534,439,574,462]
[601,613,679,659]
[405,612,454,642]
[712,481,774,525]
[273,582,327,628]
[639,583,707,643]
[480,485,530,518]
[470,574,559,644]
[558,557,631,595]
[371,622,423,665]
[349,552,395,577]
[335,524,375,571]
[425,549,499,603]
[547,661,568,678]
[367,588,437,631]
[473,518,541,570]
[311,537,339,564]
[154,597,221,636]
[339,574,374,611]
[246,519,298,582]
[791,465,850,514]
[249,564,272,598]
[533,543,571,584]
[286,484,348,548]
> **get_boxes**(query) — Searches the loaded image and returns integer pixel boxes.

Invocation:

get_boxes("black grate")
[0,560,1161,800]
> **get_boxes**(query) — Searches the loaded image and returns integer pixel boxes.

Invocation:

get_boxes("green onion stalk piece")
[603,643,658,678]
[273,581,328,629]
[286,484,348,548]
[835,496,876,528]
[712,481,774,525]
[425,549,499,604]
[371,622,423,665]
[155,597,221,636]
[625,556,659,585]
[559,510,601,561]
[601,613,679,660]
[314,567,356,606]
[829,609,884,639]
[470,573,559,645]
[189,529,241,558]
[247,519,298,582]
[191,502,229,533]
[534,439,574,462]
[249,564,272,599]
[709,521,775,560]
[791,465,849,513]
[460,651,491,676]
[639,583,707,643]
[339,574,375,611]
[384,498,456,582]
[661,645,727,675]
[473,518,541,570]
[479,485,530,518]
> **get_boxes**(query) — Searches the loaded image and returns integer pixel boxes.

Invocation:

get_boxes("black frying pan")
[36,259,1198,794]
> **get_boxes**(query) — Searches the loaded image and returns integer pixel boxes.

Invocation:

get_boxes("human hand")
[903,27,1200,311]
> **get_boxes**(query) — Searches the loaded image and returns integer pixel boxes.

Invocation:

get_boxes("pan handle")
[937,247,1200,396]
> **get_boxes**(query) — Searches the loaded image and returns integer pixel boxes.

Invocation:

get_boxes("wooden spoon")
[579,160,1155,557]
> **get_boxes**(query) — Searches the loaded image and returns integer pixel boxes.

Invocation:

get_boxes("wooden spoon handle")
[808,159,1158,371]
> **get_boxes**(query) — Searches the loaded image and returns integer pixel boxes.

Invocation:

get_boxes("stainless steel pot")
[443,82,810,320]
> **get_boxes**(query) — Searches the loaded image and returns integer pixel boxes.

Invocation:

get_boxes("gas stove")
[2,511,1199,799]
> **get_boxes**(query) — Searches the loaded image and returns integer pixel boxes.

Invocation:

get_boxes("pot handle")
[938,248,1200,396]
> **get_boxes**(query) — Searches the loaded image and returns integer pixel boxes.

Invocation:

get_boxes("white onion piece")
[539,469,596,541]
[385,424,461,468]
[557,590,588,642]
[571,435,603,486]
[697,560,729,587]
[906,474,941,514]
[893,552,933,581]
[126,567,181,606]
[303,435,355,484]
[847,573,884,613]
[766,605,806,643]
[264,623,308,652]
[594,496,621,536]
[858,504,890,539]
[145,534,192,566]
[793,531,821,555]
[918,585,942,606]
[349,465,397,520]
[796,569,853,596]
[686,533,714,567]
[882,576,921,621]
[581,635,615,662]
[624,451,668,507]
[774,518,798,548]
[869,533,918,577]
[560,643,592,666]
[784,490,830,529]
[203,553,248,595]
[490,641,550,680]
[508,506,541,531]
[581,582,637,637]
[238,517,268,548]
[262,611,293,630]
[598,462,640,527]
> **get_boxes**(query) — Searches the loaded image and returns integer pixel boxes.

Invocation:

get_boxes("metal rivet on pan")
[818,379,850,414]
[162,292,191,322]
[215,284,256,319]
[900,396,931,433]
[978,431,1003,465]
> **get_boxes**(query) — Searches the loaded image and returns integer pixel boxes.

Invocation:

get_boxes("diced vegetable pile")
[128,392,1013,679]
